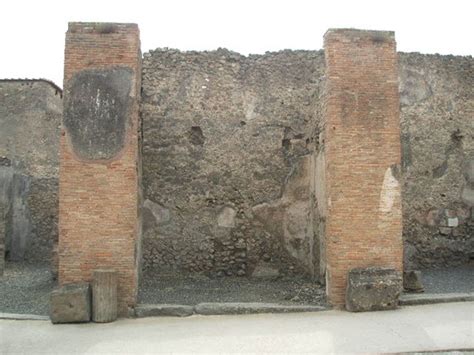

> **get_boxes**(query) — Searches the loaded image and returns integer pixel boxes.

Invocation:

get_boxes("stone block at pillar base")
[403,270,424,293]
[50,283,91,323]
[346,267,402,312]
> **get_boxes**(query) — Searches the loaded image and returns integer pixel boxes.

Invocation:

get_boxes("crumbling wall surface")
[141,49,324,277]
[0,80,62,262]
[399,53,474,268]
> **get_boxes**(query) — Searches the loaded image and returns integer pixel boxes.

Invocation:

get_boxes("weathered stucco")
[0,80,62,262]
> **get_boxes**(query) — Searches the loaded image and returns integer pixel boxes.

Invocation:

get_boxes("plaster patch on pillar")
[378,167,401,229]
[379,167,400,213]
[63,67,133,161]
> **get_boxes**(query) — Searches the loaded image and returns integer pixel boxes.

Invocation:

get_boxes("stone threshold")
[135,302,328,318]
[0,313,50,321]
[399,292,474,306]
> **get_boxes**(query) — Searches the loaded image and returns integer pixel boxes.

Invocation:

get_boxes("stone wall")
[0,80,62,262]
[141,48,473,276]
[399,53,474,268]
[141,49,324,278]
[1,44,472,274]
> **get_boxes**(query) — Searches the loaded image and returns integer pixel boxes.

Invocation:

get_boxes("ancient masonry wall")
[321,29,403,306]
[141,49,324,278]
[59,23,142,315]
[140,48,473,277]
[0,80,62,263]
[1,29,472,277]
[399,53,474,268]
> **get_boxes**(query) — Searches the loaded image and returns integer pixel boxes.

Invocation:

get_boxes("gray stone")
[463,158,474,184]
[346,267,402,312]
[135,304,194,317]
[251,263,280,279]
[143,199,170,226]
[438,227,452,236]
[92,270,118,323]
[50,283,91,323]
[194,302,326,315]
[403,270,424,293]
[217,207,236,228]
[461,186,474,206]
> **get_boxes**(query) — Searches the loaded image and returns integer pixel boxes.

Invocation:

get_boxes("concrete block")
[50,283,91,323]
[403,270,424,293]
[346,267,402,312]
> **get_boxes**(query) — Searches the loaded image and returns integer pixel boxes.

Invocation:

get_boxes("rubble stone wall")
[141,47,474,276]
[1,43,472,274]
[141,49,325,278]
[399,53,474,268]
[0,80,62,262]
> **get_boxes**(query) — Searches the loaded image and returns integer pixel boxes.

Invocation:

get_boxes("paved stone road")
[1,302,473,354]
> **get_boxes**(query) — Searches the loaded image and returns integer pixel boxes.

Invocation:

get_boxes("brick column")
[321,29,403,307]
[59,22,142,315]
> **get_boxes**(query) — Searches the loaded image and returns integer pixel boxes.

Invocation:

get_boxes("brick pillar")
[321,29,403,307]
[59,22,142,315]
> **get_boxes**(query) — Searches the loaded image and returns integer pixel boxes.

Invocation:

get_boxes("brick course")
[321,29,403,307]
[59,22,142,315]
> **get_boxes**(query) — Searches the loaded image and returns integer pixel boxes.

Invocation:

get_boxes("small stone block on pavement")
[50,283,91,323]
[346,267,402,312]
[403,270,424,293]
[92,269,118,323]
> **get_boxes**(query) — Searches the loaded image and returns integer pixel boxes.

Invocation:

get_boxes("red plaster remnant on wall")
[59,22,142,316]
[321,29,403,307]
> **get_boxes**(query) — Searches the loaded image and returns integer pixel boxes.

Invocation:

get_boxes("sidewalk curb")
[0,313,49,321]
[135,302,329,318]
[399,292,474,306]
